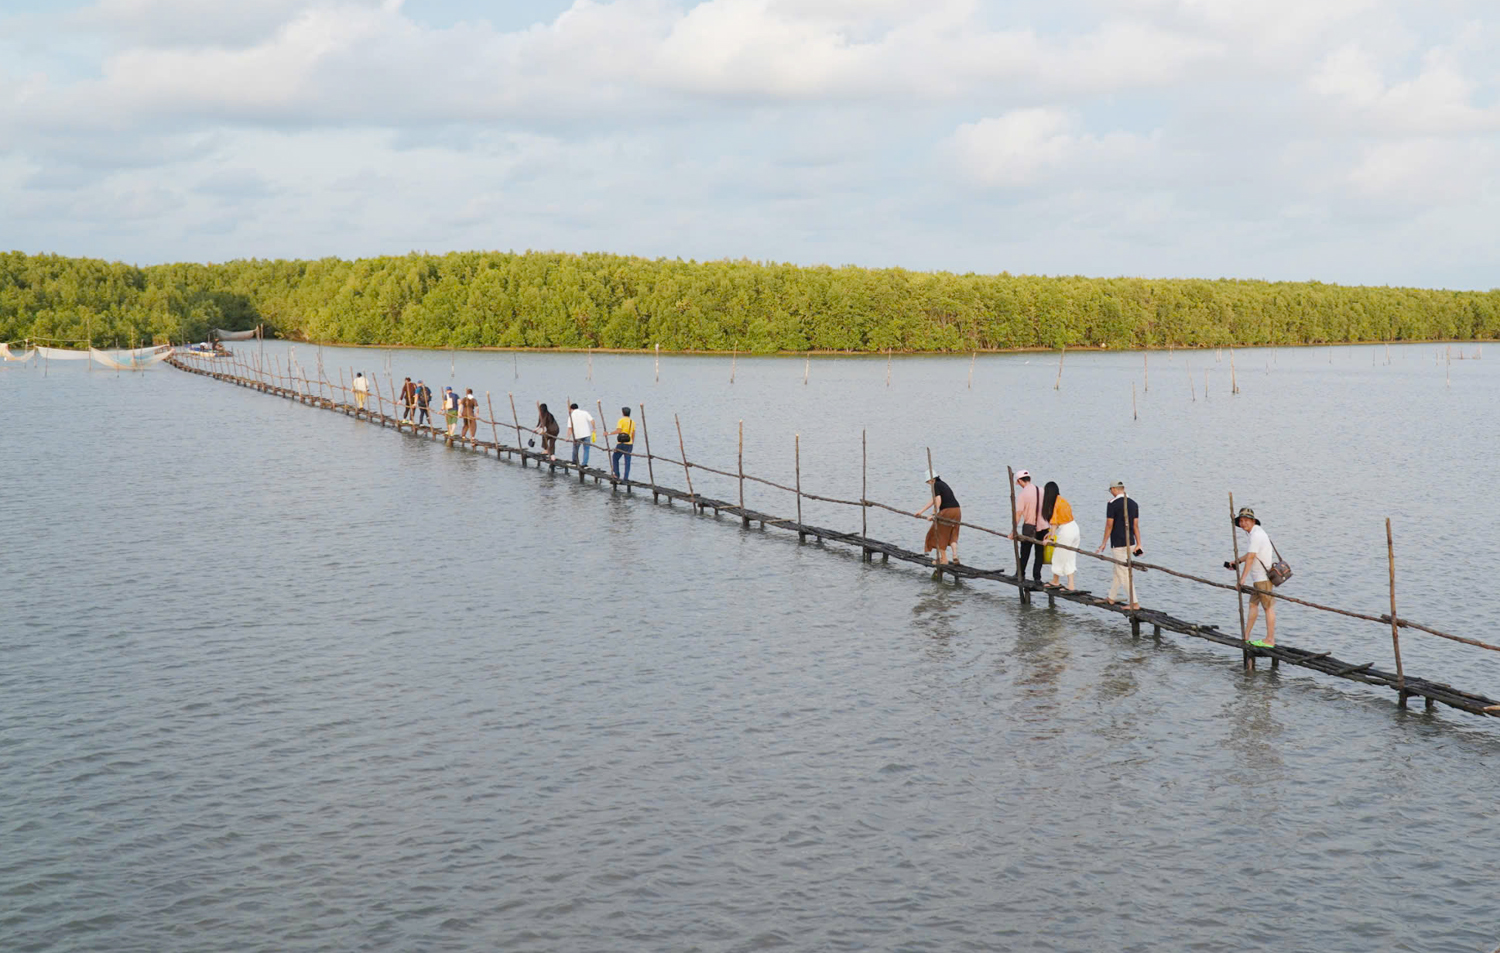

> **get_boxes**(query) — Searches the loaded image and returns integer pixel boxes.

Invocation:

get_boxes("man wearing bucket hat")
[1095,480,1142,609]
[1226,507,1277,647]
[916,469,961,567]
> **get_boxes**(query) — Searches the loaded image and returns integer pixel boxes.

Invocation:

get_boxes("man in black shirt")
[1095,480,1143,608]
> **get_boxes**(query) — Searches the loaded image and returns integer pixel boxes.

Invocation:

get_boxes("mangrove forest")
[3,250,1497,352]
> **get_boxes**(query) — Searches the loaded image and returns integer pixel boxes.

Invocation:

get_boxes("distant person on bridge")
[918,470,961,567]
[568,403,595,467]
[1096,481,1143,609]
[414,380,431,426]
[1042,481,1079,591]
[459,388,478,441]
[607,406,636,482]
[1010,469,1049,584]
[1226,507,1278,647]
[442,387,459,436]
[399,377,416,422]
[535,403,560,459]
[352,372,368,411]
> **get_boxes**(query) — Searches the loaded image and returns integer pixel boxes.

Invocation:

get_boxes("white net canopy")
[213,327,261,341]
[1,343,34,361]
[36,346,91,360]
[90,346,174,370]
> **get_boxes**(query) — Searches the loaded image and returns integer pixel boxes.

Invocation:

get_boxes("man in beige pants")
[1095,481,1143,609]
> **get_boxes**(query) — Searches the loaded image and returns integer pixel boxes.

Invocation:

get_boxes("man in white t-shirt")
[1227,507,1277,647]
[567,403,595,467]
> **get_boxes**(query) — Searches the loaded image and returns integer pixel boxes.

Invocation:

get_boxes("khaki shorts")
[1250,580,1273,609]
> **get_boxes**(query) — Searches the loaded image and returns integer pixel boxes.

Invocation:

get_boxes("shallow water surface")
[2,344,1497,952]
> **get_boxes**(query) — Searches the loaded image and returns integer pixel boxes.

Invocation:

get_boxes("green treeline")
[3,250,1497,352]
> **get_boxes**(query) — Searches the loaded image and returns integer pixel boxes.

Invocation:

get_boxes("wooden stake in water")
[1132,382,1138,420]
[1143,351,1149,393]
[655,343,660,383]
[794,433,804,542]
[508,393,524,466]
[1230,350,1239,395]
[885,349,891,388]
[1054,347,1064,390]
[731,347,737,384]
[513,351,518,380]
[1006,465,1023,595]
[738,420,748,527]
[674,413,696,507]
[803,354,810,386]
[968,351,975,390]
[1387,518,1406,706]
[861,429,868,559]
[639,403,657,500]
[1188,362,1195,401]
[587,348,592,382]
[1204,369,1209,401]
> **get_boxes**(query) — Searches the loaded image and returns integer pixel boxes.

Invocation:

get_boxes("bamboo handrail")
[176,350,1500,658]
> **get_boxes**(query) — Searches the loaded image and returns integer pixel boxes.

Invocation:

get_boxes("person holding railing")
[918,470,961,566]
[568,403,595,467]
[460,388,479,440]
[1226,507,1277,647]
[442,386,459,436]
[1095,480,1142,609]
[535,403,560,459]
[1042,481,1079,590]
[352,372,368,411]
[399,377,417,422]
[606,406,636,481]
[1010,469,1049,584]
[414,380,432,426]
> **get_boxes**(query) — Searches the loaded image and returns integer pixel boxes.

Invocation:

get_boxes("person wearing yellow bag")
[1042,481,1080,591]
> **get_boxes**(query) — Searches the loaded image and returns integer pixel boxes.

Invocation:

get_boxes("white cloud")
[948,108,1158,188]
[1309,44,1500,135]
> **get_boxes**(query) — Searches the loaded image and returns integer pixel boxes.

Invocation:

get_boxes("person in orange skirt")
[917,469,962,566]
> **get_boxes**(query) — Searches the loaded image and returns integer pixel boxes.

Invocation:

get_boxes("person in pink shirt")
[1009,469,1049,583]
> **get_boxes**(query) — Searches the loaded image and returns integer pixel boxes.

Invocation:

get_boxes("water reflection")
[911,582,964,660]
[1220,674,1287,785]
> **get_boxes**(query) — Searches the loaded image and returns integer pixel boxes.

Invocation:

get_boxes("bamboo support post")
[674,414,696,508]
[861,429,869,559]
[639,403,657,501]
[968,351,975,389]
[1132,382,1138,420]
[731,347,737,384]
[927,447,942,577]
[885,349,891,387]
[738,420,748,526]
[1188,362,1195,401]
[795,434,804,542]
[587,348,592,382]
[1230,350,1239,394]
[803,355,810,386]
[1144,351,1149,392]
[508,393,524,465]
[486,393,501,456]
[1054,347,1064,390]
[1007,465,1025,601]
[598,400,614,486]
[654,343,660,383]
[1204,369,1209,401]
[1230,492,1251,671]
[1387,518,1406,706]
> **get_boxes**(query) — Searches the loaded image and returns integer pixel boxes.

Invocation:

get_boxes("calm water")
[2,343,1497,952]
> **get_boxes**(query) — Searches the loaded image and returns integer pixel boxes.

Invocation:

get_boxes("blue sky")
[1,0,1497,288]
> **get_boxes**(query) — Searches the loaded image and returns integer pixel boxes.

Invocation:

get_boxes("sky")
[1,0,1497,288]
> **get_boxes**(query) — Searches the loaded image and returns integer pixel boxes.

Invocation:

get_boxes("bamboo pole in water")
[1007,465,1024,601]
[486,393,501,455]
[1121,485,1139,630]
[639,403,657,501]
[885,349,891,387]
[968,351,975,390]
[674,413,696,507]
[508,393,524,466]
[803,354,810,385]
[1054,347,1064,390]
[655,343,660,383]
[1230,350,1239,395]
[1230,492,1251,671]
[1132,382,1138,420]
[794,435,806,542]
[598,400,613,485]
[861,429,869,559]
[1144,351,1149,392]
[1188,362,1196,401]
[927,447,942,577]
[739,420,748,526]
[1387,518,1406,706]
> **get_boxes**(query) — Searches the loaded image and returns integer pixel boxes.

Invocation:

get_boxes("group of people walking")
[920,470,1277,646]
[349,372,479,438]
[532,403,637,481]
